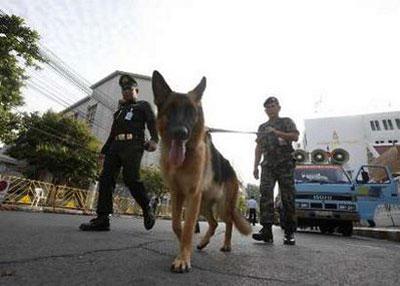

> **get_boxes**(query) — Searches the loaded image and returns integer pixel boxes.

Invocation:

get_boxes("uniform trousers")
[259,160,296,233]
[97,141,149,215]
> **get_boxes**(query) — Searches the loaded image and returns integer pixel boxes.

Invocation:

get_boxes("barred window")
[375,120,381,130]
[388,119,394,130]
[370,121,375,131]
[395,118,400,129]
[86,104,97,127]
[383,120,388,130]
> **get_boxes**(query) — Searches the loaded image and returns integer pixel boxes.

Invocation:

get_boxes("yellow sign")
[20,195,31,204]
[66,200,76,208]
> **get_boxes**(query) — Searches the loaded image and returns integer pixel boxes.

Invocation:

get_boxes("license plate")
[316,211,333,217]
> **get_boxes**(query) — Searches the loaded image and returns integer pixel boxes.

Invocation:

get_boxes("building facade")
[63,70,159,167]
[303,111,400,176]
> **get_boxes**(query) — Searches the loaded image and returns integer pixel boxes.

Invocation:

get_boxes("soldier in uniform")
[80,74,159,231]
[252,97,299,245]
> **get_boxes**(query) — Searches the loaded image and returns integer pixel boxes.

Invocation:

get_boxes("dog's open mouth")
[169,139,187,167]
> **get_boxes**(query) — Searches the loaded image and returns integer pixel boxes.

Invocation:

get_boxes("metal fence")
[0,174,172,217]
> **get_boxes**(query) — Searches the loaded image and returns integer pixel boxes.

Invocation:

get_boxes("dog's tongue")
[169,140,186,167]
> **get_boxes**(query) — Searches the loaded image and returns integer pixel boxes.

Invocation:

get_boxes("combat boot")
[143,206,156,230]
[252,224,273,243]
[79,215,110,231]
[283,231,295,245]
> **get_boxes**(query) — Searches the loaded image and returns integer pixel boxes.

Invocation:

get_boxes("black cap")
[263,96,279,107]
[119,74,138,90]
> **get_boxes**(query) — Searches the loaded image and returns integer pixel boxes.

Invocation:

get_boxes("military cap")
[119,74,138,90]
[263,96,280,107]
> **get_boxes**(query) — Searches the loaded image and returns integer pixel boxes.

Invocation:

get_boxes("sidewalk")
[353,226,400,242]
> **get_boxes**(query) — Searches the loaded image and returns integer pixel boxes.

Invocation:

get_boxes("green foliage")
[0,13,47,142]
[245,183,260,202]
[237,194,247,215]
[140,165,168,198]
[6,111,101,188]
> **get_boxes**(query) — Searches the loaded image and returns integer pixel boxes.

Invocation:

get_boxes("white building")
[303,111,400,176]
[63,70,159,167]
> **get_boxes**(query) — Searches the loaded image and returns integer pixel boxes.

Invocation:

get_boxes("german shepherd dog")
[152,71,251,273]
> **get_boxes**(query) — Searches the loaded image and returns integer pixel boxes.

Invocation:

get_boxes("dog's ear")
[152,70,172,107]
[188,77,206,103]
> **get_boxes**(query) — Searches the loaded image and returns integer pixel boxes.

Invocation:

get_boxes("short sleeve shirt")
[256,117,299,166]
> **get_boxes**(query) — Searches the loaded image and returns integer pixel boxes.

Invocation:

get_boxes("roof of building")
[305,111,400,122]
[62,96,91,114]
[90,70,151,89]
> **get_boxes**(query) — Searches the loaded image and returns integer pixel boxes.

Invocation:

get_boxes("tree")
[6,111,101,188]
[245,183,260,202]
[0,13,46,143]
[140,166,168,198]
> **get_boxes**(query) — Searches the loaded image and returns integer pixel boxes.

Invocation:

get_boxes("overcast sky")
[2,0,400,184]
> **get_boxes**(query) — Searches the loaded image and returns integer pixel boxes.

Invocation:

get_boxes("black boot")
[252,224,273,243]
[143,206,155,230]
[283,231,295,245]
[79,215,110,231]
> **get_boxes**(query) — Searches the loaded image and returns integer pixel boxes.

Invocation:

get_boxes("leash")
[207,127,259,135]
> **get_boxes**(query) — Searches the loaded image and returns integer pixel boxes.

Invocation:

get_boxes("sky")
[2,0,400,184]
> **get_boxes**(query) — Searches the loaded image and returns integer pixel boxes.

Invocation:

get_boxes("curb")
[0,204,173,220]
[354,227,400,243]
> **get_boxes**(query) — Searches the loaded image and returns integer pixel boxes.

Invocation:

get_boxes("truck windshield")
[295,166,351,184]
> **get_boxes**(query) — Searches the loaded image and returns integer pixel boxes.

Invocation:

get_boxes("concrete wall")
[304,111,400,176]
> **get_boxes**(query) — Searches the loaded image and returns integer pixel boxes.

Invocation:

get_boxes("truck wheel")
[340,222,353,237]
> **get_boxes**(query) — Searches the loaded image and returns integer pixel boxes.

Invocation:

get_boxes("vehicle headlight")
[296,202,309,209]
[339,204,356,211]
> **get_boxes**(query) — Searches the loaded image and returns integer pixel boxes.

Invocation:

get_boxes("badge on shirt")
[124,108,133,121]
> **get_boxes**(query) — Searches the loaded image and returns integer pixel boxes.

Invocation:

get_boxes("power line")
[26,78,110,133]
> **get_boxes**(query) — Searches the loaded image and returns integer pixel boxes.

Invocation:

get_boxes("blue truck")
[354,165,400,227]
[294,164,359,236]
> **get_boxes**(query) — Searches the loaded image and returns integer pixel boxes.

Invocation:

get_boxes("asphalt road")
[1,211,399,286]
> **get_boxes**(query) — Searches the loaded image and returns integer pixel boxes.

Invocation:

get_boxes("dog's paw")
[171,257,192,273]
[196,241,209,251]
[220,245,232,252]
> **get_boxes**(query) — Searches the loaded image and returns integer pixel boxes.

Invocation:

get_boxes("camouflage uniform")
[256,117,298,233]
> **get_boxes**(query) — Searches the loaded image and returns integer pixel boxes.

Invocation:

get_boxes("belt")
[115,133,134,141]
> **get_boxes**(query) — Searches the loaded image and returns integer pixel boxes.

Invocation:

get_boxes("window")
[86,104,97,127]
[375,120,381,130]
[375,141,380,144]
[380,140,384,144]
[370,121,376,131]
[396,118,400,129]
[388,119,394,130]
[389,140,393,144]
[383,120,388,130]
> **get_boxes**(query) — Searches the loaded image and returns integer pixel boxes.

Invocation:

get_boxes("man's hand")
[144,140,157,152]
[253,166,259,180]
[265,126,276,134]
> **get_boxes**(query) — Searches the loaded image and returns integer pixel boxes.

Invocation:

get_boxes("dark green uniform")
[97,100,158,216]
[256,117,298,233]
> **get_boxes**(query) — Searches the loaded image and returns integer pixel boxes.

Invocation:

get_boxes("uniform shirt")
[101,100,158,154]
[247,199,257,209]
[256,117,299,166]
